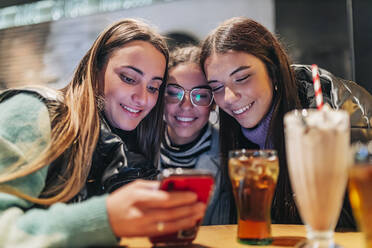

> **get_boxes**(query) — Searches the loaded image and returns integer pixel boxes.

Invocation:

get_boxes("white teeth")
[121,104,140,113]
[233,103,253,115]
[176,116,195,122]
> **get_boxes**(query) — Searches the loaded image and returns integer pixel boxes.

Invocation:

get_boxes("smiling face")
[204,51,273,128]
[102,40,166,131]
[165,63,211,145]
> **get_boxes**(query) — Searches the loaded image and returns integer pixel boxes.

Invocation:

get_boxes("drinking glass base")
[299,227,342,248]
[238,238,272,245]
[295,240,343,248]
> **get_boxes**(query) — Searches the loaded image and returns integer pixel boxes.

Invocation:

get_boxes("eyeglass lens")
[165,85,212,107]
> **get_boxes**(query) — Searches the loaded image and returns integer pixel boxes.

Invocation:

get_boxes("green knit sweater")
[0,93,117,247]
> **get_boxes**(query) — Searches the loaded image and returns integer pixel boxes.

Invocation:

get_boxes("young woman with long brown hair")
[0,19,205,247]
[200,17,372,229]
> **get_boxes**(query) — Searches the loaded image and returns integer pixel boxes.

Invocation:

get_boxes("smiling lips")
[120,103,142,115]
[232,102,254,115]
[175,116,197,122]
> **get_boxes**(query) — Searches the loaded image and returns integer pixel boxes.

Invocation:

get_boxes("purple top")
[241,107,274,149]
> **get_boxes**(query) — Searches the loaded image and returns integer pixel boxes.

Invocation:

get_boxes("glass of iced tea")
[349,142,372,248]
[228,149,279,245]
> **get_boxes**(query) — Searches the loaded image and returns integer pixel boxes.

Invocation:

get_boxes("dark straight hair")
[200,17,302,223]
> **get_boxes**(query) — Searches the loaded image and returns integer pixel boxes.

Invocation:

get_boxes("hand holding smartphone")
[149,168,215,246]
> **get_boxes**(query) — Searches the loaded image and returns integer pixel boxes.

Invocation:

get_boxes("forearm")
[0,195,117,247]
[0,93,117,247]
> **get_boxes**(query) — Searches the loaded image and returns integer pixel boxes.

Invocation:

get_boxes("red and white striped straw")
[311,64,323,110]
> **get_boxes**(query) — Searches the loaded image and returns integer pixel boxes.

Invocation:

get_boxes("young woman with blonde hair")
[0,19,205,247]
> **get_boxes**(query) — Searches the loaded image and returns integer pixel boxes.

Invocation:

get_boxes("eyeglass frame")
[165,83,214,107]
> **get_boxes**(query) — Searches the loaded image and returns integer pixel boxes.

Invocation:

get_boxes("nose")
[180,92,193,109]
[224,86,239,105]
[132,84,148,107]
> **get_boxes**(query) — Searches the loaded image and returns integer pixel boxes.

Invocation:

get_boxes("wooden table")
[120,224,364,248]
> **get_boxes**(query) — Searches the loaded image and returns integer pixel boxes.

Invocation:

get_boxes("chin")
[118,122,139,131]
[177,131,192,138]
[240,121,258,129]
[179,131,198,140]
[122,127,137,131]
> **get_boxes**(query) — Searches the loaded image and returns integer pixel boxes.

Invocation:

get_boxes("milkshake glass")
[284,106,350,248]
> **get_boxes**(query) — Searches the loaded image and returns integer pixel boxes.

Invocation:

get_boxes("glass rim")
[284,108,349,120]
[283,108,350,130]
[159,168,214,179]
[228,149,277,158]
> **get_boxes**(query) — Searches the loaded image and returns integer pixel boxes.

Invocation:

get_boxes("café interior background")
[0,0,370,94]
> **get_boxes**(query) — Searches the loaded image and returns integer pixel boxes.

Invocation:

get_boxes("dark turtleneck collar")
[241,105,274,149]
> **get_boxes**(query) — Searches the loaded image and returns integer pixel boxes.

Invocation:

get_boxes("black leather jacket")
[0,87,159,203]
[84,116,158,198]
[293,64,372,142]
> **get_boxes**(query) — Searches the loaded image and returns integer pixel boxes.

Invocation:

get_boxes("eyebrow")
[125,66,143,75]
[207,65,251,84]
[229,66,251,76]
[124,66,163,81]
[207,80,218,84]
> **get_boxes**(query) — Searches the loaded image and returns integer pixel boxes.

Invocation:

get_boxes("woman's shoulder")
[292,64,372,142]
[292,64,332,108]
[0,90,52,204]
[292,64,371,110]
[0,90,51,162]
[0,86,58,131]
[0,91,50,126]
[0,90,46,104]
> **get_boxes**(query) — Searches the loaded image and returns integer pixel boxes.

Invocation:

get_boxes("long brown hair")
[200,17,302,223]
[0,19,168,205]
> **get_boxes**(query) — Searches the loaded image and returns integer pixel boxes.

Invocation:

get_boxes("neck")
[160,124,212,169]
[167,127,200,145]
[241,106,274,149]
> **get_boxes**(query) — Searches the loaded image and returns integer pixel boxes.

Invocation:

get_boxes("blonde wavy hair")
[0,19,169,205]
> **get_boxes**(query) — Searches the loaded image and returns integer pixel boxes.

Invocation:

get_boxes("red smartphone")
[149,168,215,246]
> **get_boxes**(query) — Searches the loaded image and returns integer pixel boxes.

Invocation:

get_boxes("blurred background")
[0,0,370,93]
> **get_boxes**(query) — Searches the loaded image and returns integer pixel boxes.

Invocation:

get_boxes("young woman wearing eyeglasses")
[160,46,230,225]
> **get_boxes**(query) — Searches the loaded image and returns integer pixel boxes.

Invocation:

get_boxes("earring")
[274,84,278,91]
[209,107,219,125]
